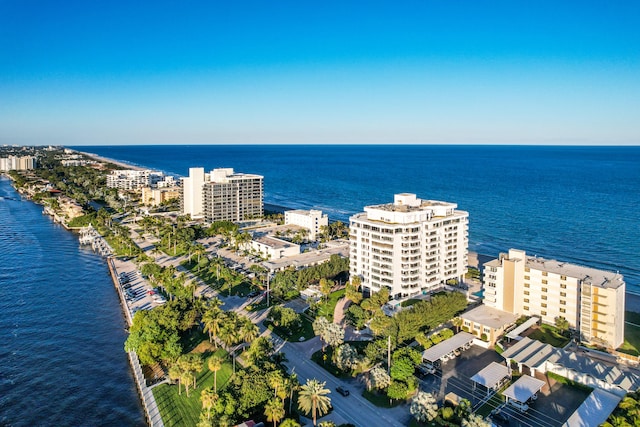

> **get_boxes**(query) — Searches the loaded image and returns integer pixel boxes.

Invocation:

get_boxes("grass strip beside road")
[315,289,346,321]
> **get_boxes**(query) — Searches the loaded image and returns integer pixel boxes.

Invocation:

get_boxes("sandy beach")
[74,150,146,171]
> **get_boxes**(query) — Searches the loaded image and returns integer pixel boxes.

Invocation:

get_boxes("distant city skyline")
[1,1,639,146]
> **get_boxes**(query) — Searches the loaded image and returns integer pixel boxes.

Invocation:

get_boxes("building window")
[541,311,547,316]
[525,267,530,272]
[542,295,547,300]
[542,280,548,284]
[542,271,548,276]
[524,291,530,296]
[561,275,567,280]
[560,308,566,313]
[524,283,530,288]
[524,298,529,303]
[483,327,491,334]
[542,287,548,292]
[541,303,547,308]
[561,284,567,289]
[560,292,566,297]
[524,306,529,311]
[560,300,566,305]
[524,275,530,280]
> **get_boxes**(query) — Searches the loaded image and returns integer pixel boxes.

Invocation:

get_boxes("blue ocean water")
[75,144,640,292]
[0,177,145,426]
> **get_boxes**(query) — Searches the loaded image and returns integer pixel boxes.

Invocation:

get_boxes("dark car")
[490,410,510,425]
[248,290,261,298]
[336,386,349,397]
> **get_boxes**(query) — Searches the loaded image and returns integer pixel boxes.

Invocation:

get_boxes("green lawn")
[618,313,640,356]
[152,349,233,427]
[362,389,403,408]
[401,298,422,308]
[181,260,255,297]
[528,324,570,348]
[264,315,315,342]
[316,289,346,321]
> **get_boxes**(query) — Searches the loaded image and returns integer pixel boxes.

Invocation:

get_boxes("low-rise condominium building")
[349,193,469,300]
[284,209,329,241]
[106,169,164,190]
[483,249,625,349]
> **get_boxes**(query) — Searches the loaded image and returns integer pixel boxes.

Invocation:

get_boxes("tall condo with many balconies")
[349,193,469,300]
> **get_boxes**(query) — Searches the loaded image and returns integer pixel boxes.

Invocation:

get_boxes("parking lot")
[419,345,505,406]
[418,344,591,427]
[111,257,166,324]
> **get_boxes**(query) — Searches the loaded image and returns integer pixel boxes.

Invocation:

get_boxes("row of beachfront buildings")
[105,166,626,349]
[0,155,37,171]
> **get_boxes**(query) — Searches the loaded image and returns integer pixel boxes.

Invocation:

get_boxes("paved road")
[124,221,413,426]
[279,339,410,427]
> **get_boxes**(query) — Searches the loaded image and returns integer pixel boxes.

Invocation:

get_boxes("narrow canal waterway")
[0,177,145,426]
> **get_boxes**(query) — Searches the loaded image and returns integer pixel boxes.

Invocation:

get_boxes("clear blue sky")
[1,0,639,145]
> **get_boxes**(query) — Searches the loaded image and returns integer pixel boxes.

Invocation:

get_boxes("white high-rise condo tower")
[349,193,469,300]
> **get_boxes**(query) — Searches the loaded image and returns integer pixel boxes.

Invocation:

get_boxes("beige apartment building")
[483,249,625,349]
[202,168,263,223]
[141,187,180,207]
[349,193,469,300]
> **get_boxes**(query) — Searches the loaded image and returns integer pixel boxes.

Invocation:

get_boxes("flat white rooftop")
[422,332,475,363]
[502,375,545,403]
[461,305,518,329]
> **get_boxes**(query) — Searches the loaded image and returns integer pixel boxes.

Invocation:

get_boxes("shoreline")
[72,149,147,171]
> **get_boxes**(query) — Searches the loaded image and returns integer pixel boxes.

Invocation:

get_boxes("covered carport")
[470,361,511,397]
[422,332,475,364]
[502,375,545,412]
[505,316,540,341]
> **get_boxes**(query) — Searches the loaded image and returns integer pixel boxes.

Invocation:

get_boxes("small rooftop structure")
[461,305,518,330]
[500,337,556,371]
[506,317,540,341]
[422,332,475,363]
[502,375,545,404]
[563,388,621,427]
[471,362,511,391]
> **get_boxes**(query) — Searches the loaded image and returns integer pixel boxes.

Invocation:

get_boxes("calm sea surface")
[75,144,640,292]
[0,177,145,426]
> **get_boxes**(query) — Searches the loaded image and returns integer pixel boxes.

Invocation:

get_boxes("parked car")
[490,410,510,425]
[336,386,349,397]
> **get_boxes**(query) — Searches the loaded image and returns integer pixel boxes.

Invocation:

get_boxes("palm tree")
[240,317,259,343]
[208,355,224,393]
[297,379,332,427]
[181,370,195,397]
[200,387,218,420]
[168,364,184,395]
[219,320,240,350]
[452,316,463,333]
[280,420,301,427]
[202,307,224,347]
[264,398,286,427]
